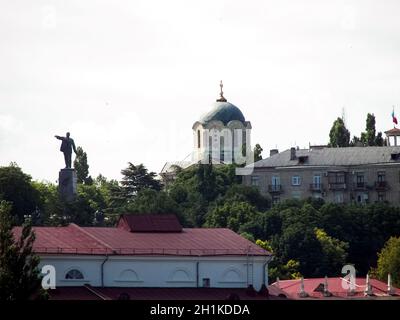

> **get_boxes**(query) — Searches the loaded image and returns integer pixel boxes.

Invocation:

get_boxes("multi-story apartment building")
[241,146,400,205]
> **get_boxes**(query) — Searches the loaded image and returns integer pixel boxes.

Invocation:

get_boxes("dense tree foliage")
[120,163,162,198]
[253,144,263,162]
[0,201,43,300]
[0,164,40,224]
[351,113,385,147]
[73,146,93,185]
[328,117,350,147]
[262,200,400,279]
[1,158,400,284]
[371,237,400,287]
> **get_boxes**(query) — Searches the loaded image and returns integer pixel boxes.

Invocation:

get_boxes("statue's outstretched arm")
[72,140,77,153]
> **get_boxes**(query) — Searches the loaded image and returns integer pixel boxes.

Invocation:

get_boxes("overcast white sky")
[1,0,400,182]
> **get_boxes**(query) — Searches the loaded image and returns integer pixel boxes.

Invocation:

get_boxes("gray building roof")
[160,161,193,174]
[252,146,400,168]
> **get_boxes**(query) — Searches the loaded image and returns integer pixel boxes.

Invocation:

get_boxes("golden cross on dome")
[217,80,227,102]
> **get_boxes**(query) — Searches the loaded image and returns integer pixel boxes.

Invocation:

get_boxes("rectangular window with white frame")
[292,175,301,186]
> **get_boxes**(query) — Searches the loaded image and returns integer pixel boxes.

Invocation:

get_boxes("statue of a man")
[55,132,77,169]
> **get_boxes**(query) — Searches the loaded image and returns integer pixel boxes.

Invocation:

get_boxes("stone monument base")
[59,169,77,202]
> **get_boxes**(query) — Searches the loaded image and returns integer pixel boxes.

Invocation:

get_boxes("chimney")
[290,147,296,161]
[298,277,309,298]
[388,274,395,295]
[323,276,332,297]
[270,149,279,157]
[364,274,372,296]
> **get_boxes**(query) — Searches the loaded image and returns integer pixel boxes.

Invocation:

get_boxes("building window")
[197,130,201,148]
[356,173,365,187]
[334,192,344,204]
[291,191,302,199]
[356,192,369,204]
[312,175,322,190]
[378,192,385,202]
[220,136,224,162]
[208,136,212,160]
[65,269,84,280]
[313,192,323,199]
[292,175,301,186]
[251,176,260,187]
[202,278,210,288]
[378,171,386,182]
[272,176,280,186]
[329,172,345,184]
[272,195,280,204]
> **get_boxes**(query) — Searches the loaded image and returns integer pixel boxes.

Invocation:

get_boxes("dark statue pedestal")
[58,169,77,202]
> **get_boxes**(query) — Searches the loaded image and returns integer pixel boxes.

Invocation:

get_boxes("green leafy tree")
[0,163,40,224]
[350,136,362,147]
[221,184,270,212]
[314,228,349,276]
[31,181,60,225]
[73,146,93,185]
[269,259,302,282]
[94,174,124,216]
[0,201,43,300]
[120,163,162,199]
[253,144,263,162]
[362,113,377,146]
[372,237,400,287]
[375,132,384,146]
[197,164,217,202]
[124,189,187,224]
[328,117,350,147]
[204,201,262,233]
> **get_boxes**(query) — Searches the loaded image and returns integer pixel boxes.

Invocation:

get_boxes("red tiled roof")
[49,286,285,300]
[385,127,400,135]
[117,214,182,232]
[13,224,271,257]
[270,277,400,299]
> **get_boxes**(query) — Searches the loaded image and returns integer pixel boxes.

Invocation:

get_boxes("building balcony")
[328,183,347,190]
[353,182,368,190]
[309,183,324,192]
[375,181,389,191]
[268,185,283,194]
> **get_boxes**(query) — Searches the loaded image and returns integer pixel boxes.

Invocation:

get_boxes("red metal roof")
[385,127,400,135]
[49,286,285,300]
[117,214,182,232]
[270,277,400,299]
[13,224,270,257]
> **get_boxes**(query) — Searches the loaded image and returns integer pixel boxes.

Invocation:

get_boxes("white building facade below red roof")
[14,219,272,291]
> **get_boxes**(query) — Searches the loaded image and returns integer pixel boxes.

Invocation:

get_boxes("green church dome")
[199,101,246,125]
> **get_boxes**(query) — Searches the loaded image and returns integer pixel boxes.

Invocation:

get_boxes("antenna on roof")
[342,106,347,126]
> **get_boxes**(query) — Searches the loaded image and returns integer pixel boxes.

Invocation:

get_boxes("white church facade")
[160,82,253,185]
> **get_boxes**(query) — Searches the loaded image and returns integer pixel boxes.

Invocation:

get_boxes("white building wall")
[39,255,270,290]
[39,256,103,287]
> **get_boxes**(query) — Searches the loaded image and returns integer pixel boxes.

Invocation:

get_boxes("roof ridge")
[68,223,115,253]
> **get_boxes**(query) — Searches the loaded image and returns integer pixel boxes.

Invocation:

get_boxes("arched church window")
[65,269,84,280]
[197,130,201,148]
[208,136,212,160]
[220,136,224,162]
